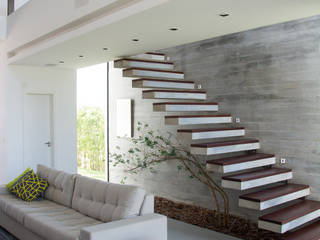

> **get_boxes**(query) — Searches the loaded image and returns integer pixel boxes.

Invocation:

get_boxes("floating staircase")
[130,52,167,61]
[153,102,218,112]
[165,114,232,125]
[239,184,310,210]
[142,90,206,100]
[123,68,184,79]
[133,79,195,89]
[259,200,320,234]
[282,220,320,240]
[191,139,260,155]
[221,168,292,190]
[115,58,174,70]
[114,51,319,238]
[177,127,245,140]
[206,153,276,173]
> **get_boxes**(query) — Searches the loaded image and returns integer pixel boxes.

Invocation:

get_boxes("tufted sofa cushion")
[72,175,146,222]
[37,165,76,207]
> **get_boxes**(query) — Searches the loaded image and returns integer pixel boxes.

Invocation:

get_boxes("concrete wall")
[109,15,320,220]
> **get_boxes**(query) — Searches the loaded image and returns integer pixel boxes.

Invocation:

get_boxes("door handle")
[44,142,51,147]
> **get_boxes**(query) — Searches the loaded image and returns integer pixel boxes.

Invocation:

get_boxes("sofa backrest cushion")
[37,164,76,207]
[72,175,146,222]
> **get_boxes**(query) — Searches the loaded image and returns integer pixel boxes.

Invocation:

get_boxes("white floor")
[168,218,242,240]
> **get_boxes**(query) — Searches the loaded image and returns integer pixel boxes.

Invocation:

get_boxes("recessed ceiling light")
[103,48,108,51]
[219,13,230,17]
[59,61,64,64]
[169,27,179,31]
[132,39,139,42]
[78,55,84,58]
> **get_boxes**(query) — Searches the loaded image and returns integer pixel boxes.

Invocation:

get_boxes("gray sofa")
[0,165,167,240]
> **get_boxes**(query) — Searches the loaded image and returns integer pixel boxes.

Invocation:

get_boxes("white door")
[24,94,53,170]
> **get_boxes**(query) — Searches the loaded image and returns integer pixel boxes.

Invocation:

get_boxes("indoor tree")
[110,122,230,225]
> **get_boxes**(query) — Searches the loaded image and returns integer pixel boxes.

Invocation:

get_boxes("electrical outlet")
[280,158,286,164]
[235,118,240,123]
[197,84,202,89]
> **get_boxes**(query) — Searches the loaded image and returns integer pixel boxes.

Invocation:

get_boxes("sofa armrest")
[0,185,9,195]
[140,194,154,215]
[80,214,167,240]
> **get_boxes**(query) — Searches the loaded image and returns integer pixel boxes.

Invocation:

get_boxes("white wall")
[0,43,8,184]
[0,16,6,40]
[0,0,6,40]
[14,0,30,11]
[0,50,77,183]
[0,1,7,16]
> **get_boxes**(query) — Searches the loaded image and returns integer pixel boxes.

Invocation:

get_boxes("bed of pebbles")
[155,196,283,240]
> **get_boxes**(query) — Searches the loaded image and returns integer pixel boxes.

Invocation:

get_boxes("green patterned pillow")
[12,171,48,202]
[6,168,32,190]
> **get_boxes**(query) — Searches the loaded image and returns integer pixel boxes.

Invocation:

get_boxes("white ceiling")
[12,0,320,69]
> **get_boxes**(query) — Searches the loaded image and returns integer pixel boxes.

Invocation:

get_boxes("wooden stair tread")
[154,102,218,105]
[191,139,259,148]
[178,127,244,133]
[222,168,291,182]
[143,90,206,93]
[165,114,231,118]
[124,67,183,73]
[207,153,274,166]
[240,184,309,202]
[133,78,194,84]
[146,52,165,56]
[115,58,173,65]
[282,220,320,240]
[259,200,320,225]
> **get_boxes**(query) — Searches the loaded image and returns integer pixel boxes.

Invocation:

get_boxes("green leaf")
[161,151,168,156]
[168,149,176,157]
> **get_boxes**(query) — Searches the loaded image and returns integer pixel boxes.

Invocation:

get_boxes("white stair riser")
[143,92,206,100]
[239,188,310,210]
[115,60,174,70]
[133,81,195,89]
[221,172,293,190]
[154,104,218,112]
[124,69,184,79]
[179,129,245,140]
[207,157,276,173]
[165,117,232,125]
[258,209,320,234]
[191,142,260,155]
[130,53,166,61]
